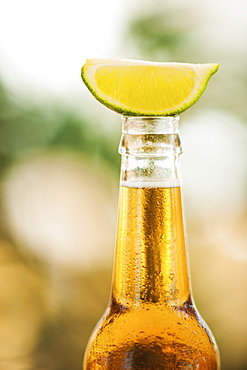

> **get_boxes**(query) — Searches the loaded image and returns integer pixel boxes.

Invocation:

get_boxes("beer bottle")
[83,116,220,369]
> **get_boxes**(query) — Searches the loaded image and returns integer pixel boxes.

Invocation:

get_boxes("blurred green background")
[1,0,247,369]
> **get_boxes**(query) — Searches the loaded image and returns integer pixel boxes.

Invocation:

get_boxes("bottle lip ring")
[121,115,179,119]
[121,115,180,134]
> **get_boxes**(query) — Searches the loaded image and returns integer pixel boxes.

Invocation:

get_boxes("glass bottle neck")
[111,116,191,309]
[119,116,182,188]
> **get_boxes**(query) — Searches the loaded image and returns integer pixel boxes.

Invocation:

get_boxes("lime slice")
[81,58,219,116]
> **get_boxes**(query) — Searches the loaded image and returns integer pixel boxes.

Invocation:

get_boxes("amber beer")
[83,185,220,369]
[83,116,220,369]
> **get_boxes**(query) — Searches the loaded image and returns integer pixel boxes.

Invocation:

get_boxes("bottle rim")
[121,115,180,134]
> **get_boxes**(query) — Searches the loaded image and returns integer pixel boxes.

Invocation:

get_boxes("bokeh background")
[1,0,247,369]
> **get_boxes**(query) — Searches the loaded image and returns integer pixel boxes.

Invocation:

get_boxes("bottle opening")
[119,116,182,187]
[121,116,180,135]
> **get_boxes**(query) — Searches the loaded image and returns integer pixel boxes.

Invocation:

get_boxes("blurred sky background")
[0,0,247,369]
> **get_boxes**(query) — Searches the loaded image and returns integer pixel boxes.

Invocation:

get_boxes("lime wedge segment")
[81,58,219,116]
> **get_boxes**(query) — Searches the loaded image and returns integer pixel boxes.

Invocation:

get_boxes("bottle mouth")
[119,115,182,157]
[121,115,180,135]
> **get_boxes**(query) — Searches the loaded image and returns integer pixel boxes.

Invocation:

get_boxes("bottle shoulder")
[98,300,214,342]
[84,300,220,369]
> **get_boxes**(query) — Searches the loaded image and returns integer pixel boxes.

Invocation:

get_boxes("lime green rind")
[81,63,219,117]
